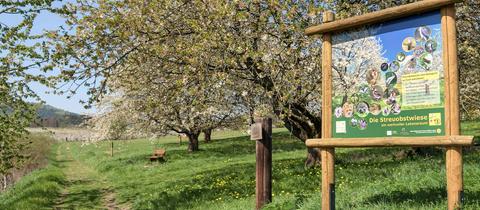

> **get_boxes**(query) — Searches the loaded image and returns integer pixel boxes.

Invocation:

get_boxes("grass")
[0,132,57,208]
[1,124,479,209]
[462,120,480,144]
[54,142,122,209]
[18,133,56,173]
[0,144,65,210]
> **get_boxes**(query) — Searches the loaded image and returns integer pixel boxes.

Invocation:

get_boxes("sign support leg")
[321,148,335,210]
[446,147,463,210]
[320,10,335,210]
[443,4,462,210]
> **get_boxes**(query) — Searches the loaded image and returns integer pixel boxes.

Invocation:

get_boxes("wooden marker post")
[252,118,272,209]
[321,11,335,210]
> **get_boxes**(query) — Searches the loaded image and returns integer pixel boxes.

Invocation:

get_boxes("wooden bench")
[149,149,166,162]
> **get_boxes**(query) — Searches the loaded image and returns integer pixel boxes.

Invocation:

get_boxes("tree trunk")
[249,107,255,125]
[187,132,200,152]
[342,94,348,105]
[305,148,322,168]
[279,102,323,168]
[248,60,322,168]
[203,128,212,143]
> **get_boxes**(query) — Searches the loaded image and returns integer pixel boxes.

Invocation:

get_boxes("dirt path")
[54,144,126,210]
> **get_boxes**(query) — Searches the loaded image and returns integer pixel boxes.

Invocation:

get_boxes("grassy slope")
[0,144,65,210]
[1,123,479,209]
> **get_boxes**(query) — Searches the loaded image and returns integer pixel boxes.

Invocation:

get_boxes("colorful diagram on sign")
[331,10,445,138]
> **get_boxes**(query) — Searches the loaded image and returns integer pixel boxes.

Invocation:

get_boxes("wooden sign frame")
[304,1,473,209]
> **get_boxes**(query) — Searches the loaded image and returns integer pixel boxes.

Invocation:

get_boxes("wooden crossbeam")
[306,136,474,148]
[305,0,463,36]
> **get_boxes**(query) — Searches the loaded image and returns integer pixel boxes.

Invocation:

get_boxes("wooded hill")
[32,104,88,127]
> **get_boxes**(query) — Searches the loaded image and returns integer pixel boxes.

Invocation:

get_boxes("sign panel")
[331,11,445,138]
[250,122,263,140]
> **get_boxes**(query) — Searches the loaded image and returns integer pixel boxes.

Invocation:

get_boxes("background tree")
[87,95,140,156]
[203,1,326,166]
[0,0,60,189]
[107,69,246,152]
[332,28,386,100]
[48,0,327,165]
[456,0,480,119]
[48,0,480,165]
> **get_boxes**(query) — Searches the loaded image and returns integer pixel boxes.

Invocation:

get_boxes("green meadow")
[0,124,479,210]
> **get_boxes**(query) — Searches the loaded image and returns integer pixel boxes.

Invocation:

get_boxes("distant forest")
[32,104,89,127]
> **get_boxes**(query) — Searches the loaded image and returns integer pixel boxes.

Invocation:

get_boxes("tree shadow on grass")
[55,179,103,209]
[364,187,446,205]
[336,147,445,164]
[48,155,72,168]
[131,155,322,210]
[364,187,480,207]
[162,131,304,151]
[199,132,305,156]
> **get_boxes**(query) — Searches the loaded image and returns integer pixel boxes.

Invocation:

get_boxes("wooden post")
[255,118,272,209]
[255,130,265,210]
[321,11,335,210]
[111,141,114,157]
[262,118,272,204]
[442,5,463,210]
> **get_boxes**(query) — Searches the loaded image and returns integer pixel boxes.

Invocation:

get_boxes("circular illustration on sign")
[415,26,432,41]
[382,107,390,116]
[385,88,400,105]
[342,102,354,118]
[380,62,389,71]
[356,102,370,117]
[358,85,370,95]
[370,85,384,101]
[385,72,397,87]
[350,93,360,104]
[396,52,406,62]
[370,103,382,116]
[391,103,401,115]
[389,61,400,72]
[419,53,433,70]
[366,69,380,85]
[359,119,367,130]
[351,118,358,127]
[406,57,417,70]
[334,107,343,118]
[425,40,437,53]
[402,37,416,52]
[414,46,425,57]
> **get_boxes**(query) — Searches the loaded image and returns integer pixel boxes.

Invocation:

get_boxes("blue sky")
[2,1,95,115]
[376,10,442,61]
